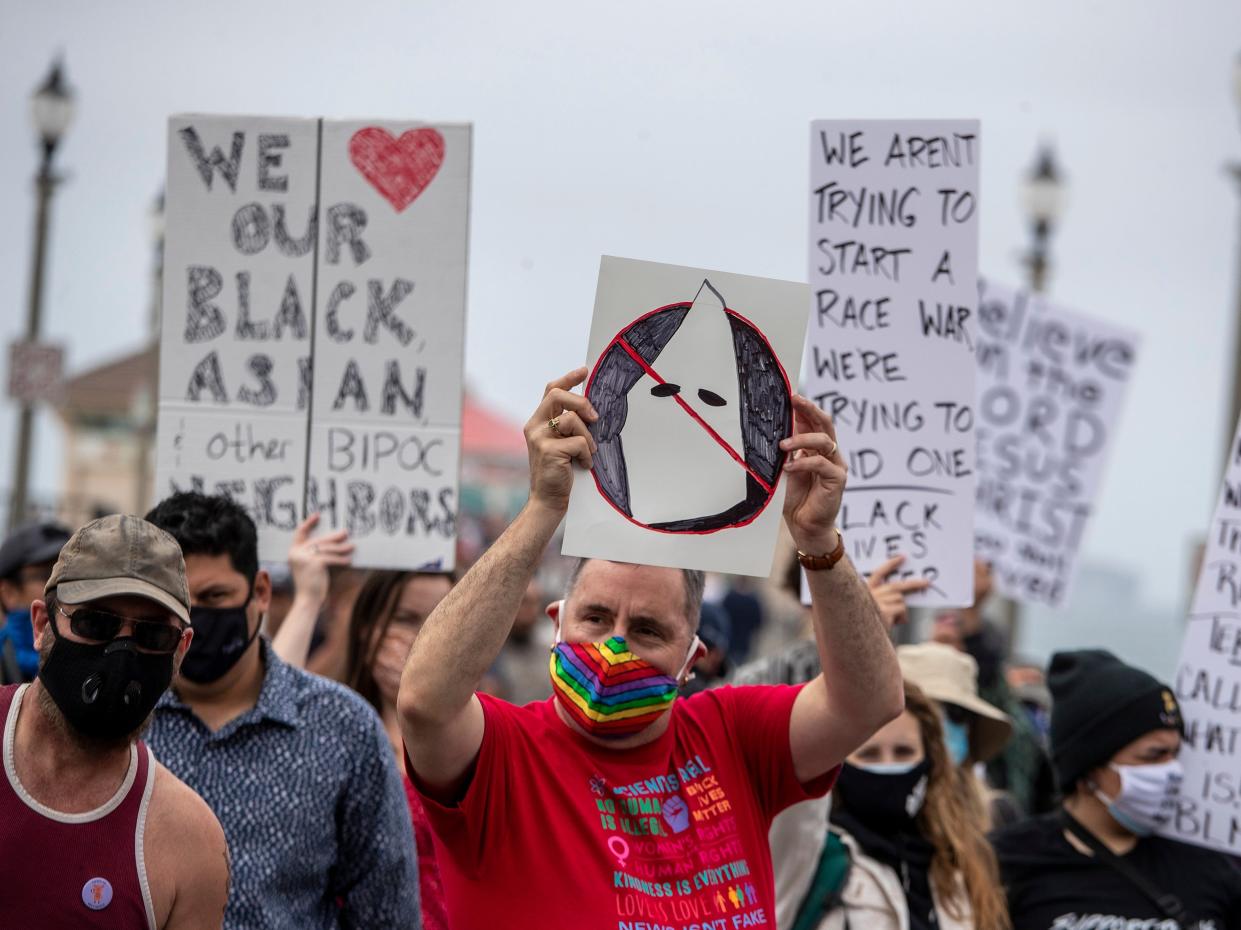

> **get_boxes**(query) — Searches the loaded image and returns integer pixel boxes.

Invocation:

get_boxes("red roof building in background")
[461,393,527,461]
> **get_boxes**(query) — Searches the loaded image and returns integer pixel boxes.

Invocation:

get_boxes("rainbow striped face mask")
[549,627,702,740]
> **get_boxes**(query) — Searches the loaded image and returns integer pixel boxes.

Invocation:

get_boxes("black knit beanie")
[1048,649,1183,792]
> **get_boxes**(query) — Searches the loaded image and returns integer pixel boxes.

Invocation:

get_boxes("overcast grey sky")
[2,0,1240,647]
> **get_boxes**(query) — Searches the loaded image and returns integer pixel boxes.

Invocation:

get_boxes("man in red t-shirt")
[398,368,904,928]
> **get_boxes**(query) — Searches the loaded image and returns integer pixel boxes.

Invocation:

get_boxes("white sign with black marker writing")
[563,256,809,577]
[804,120,980,606]
[974,279,1139,607]
[157,116,318,559]
[307,121,470,570]
[1166,416,1241,855]
[156,115,470,568]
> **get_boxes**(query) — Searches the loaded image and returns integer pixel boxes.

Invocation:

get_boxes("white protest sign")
[308,121,470,570]
[562,256,809,577]
[1166,419,1241,855]
[805,120,979,605]
[974,279,1139,607]
[156,116,470,568]
[157,116,318,559]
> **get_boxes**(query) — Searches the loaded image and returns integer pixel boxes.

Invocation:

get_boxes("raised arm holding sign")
[397,356,901,927]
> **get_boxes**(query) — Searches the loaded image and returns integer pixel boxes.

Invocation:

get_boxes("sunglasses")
[57,605,186,653]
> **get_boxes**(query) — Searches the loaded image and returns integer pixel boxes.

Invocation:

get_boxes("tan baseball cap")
[45,514,190,624]
[898,642,1013,762]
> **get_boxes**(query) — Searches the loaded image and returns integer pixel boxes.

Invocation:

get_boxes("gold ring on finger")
[548,416,561,433]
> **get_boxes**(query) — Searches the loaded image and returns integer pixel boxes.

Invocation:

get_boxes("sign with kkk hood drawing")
[563,256,810,576]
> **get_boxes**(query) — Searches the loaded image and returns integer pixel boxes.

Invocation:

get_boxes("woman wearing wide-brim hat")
[897,642,1014,766]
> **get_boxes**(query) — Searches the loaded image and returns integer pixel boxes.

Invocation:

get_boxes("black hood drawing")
[585,279,792,534]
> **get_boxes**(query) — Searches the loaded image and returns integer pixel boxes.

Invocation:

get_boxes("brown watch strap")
[797,531,845,571]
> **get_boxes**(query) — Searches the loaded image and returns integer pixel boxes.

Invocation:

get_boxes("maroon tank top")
[0,683,156,929]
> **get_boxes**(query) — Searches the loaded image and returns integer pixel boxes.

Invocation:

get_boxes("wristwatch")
[797,530,845,571]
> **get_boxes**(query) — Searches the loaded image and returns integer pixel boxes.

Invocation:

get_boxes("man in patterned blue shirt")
[145,492,420,930]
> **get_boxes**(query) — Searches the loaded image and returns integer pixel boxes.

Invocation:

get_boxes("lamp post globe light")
[31,60,75,157]
[1021,144,1066,295]
[9,57,74,531]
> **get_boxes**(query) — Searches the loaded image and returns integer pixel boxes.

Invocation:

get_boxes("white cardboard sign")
[805,120,980,606]
[562,256,810,577]
[1166,416,1241,855]
[974,279,1139,607]
[156,115,470,568]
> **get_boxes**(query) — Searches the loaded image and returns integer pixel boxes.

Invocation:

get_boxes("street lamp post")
[1022,144,1067,296]
[9,58,74,531]
[132,191,165,514]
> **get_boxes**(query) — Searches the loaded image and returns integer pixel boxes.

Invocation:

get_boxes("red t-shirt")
[409,683,836,929]
[403,775,451,930]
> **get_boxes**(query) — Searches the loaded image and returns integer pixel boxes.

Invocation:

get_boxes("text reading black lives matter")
[807,123,980,601]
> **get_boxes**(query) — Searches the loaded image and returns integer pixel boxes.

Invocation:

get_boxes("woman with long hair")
[793,681,1010,930]
[344,569,455,930]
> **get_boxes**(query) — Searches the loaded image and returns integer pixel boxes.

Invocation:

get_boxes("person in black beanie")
[992,649,1241,930]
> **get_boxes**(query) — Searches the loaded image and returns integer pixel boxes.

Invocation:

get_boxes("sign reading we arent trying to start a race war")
[156,115,471,568]
[805,120,980,606]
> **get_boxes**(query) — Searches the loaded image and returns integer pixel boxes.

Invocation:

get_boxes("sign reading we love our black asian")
[155,115,471,569]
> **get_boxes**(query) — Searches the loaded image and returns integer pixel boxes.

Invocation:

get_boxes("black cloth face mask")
[836,759,931,832]
[183,597,260,685]
[834,759,937,930]
[38,624,174,742]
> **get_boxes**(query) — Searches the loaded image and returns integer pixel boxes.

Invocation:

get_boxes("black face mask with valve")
[181,598,260,685]
[38,626,174,742]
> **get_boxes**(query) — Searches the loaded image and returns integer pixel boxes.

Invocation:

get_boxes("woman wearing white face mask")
[993,649,1241,930]
[790,682,1010,930]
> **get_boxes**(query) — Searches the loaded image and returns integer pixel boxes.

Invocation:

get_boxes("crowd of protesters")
[2,374,1240,929]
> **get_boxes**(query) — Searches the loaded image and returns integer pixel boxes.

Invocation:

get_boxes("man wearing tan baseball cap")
[0,514,230,929]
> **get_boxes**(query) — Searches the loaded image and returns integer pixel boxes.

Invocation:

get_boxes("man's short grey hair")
[563,559,705,633]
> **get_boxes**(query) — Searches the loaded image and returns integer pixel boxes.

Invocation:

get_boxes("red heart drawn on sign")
[348,127,445,212]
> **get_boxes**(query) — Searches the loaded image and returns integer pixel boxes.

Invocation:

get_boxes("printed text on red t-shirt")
[590,753,770,929]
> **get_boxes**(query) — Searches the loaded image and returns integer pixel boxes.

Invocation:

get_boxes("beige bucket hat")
[898,642,1013,762]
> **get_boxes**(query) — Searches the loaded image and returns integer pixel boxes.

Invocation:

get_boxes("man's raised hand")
[867,554,932,629]
[288,513,354,605]
[780,395,848,556]
[523,368,599,513]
